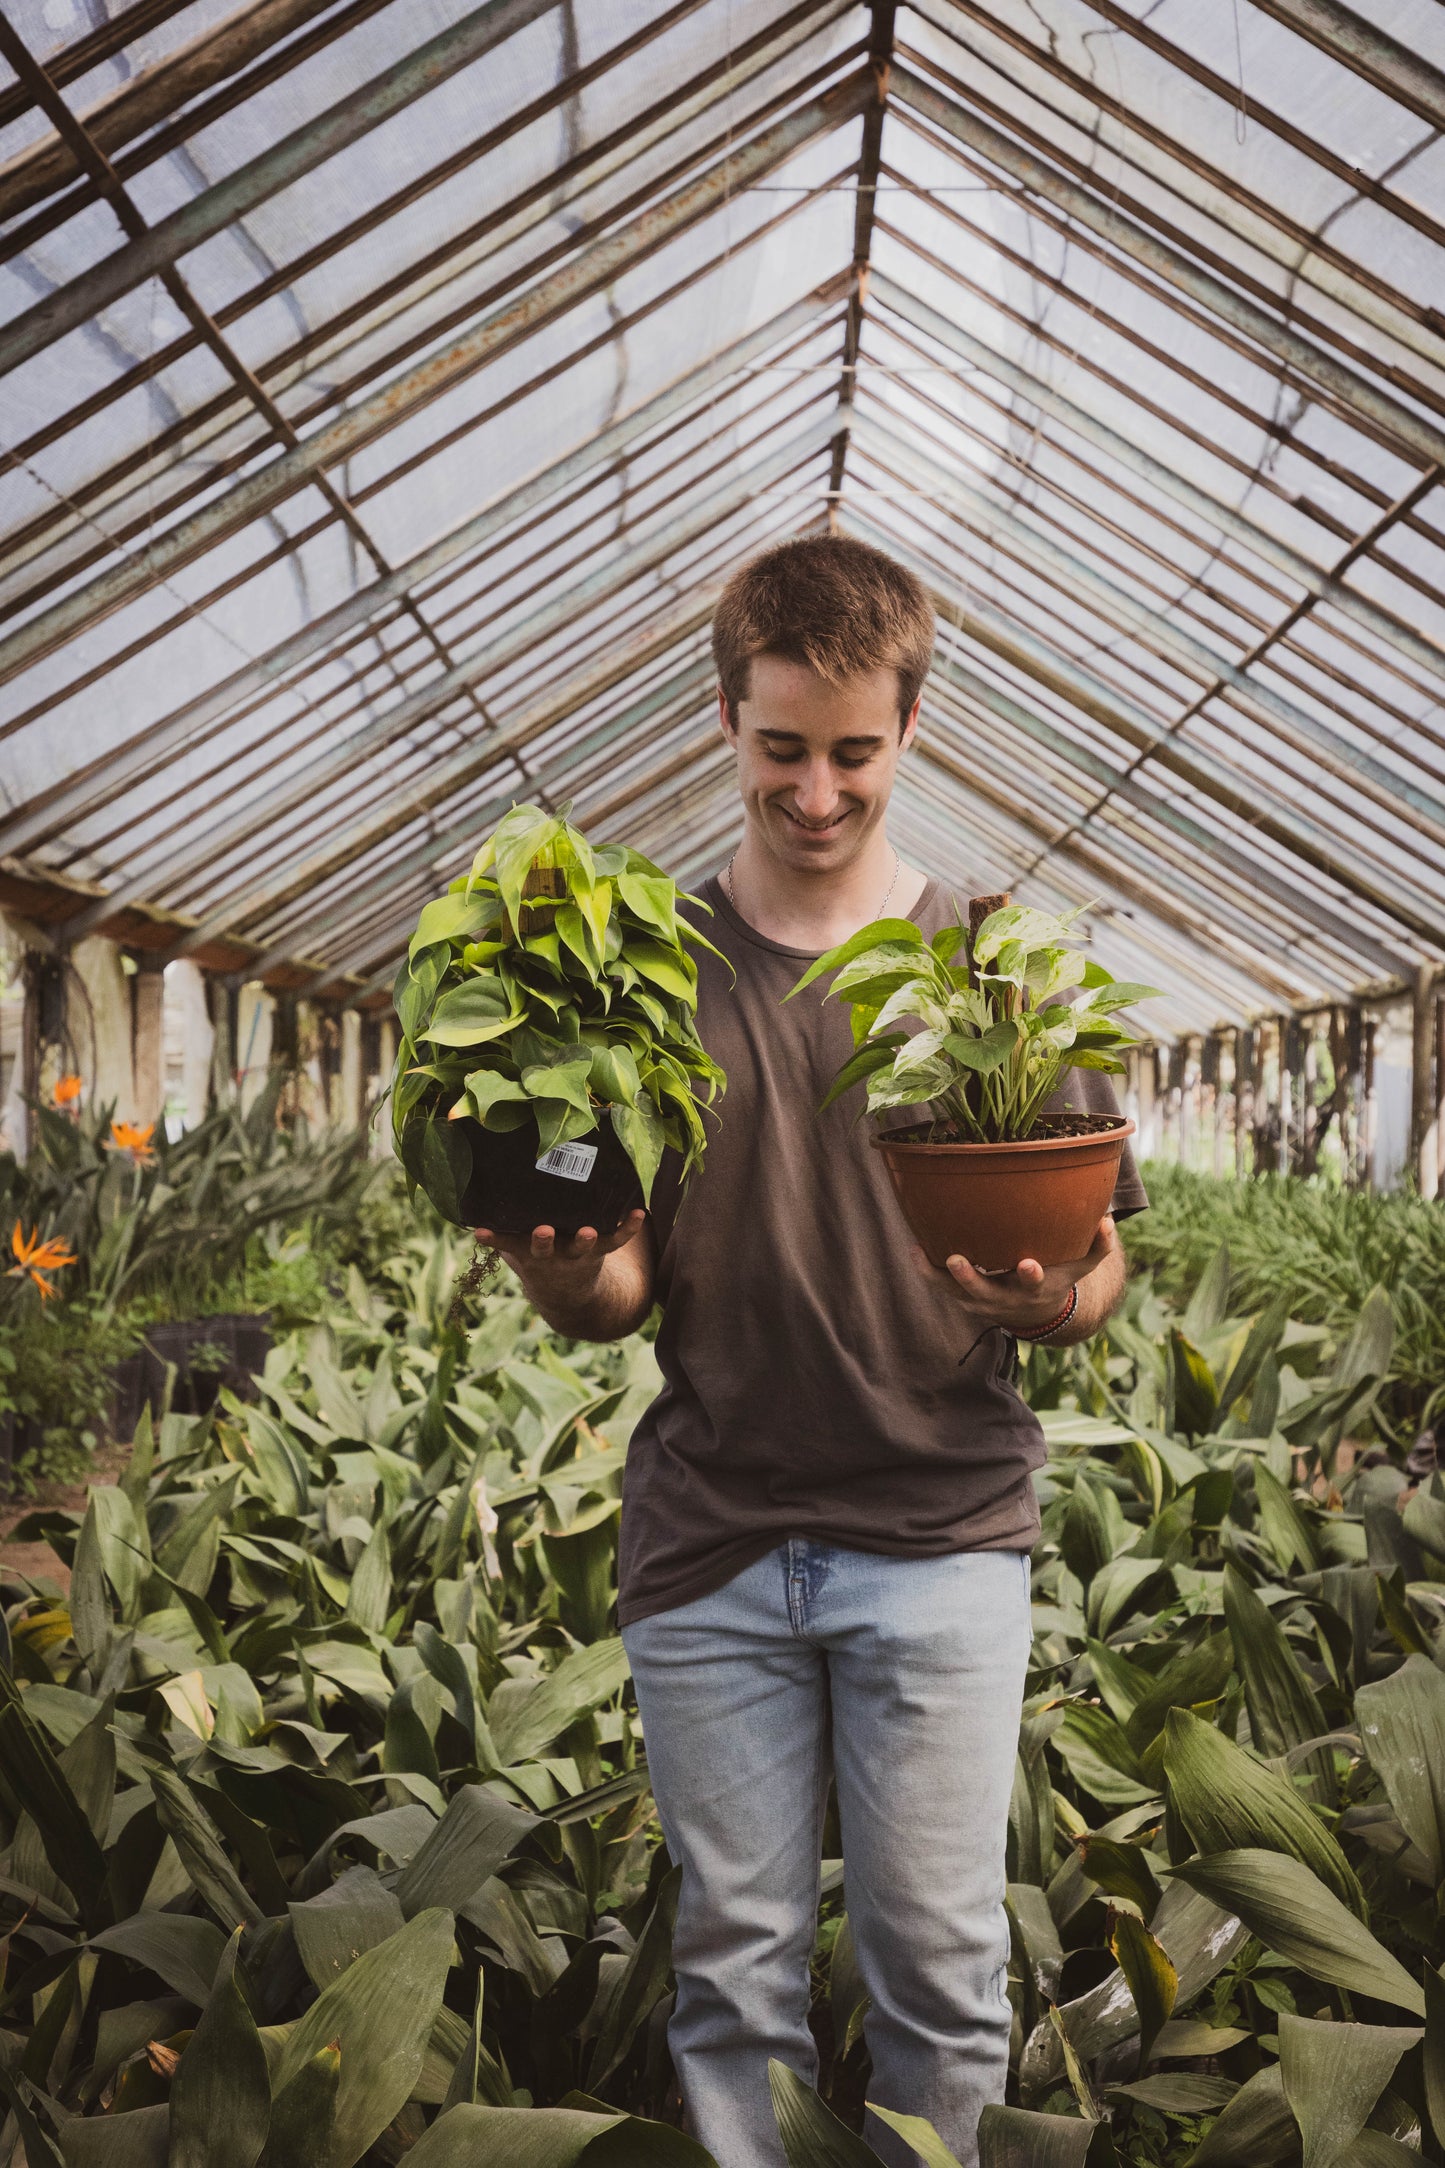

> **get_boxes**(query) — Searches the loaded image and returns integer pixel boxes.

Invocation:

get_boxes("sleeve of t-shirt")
[1073,1067,1149,1218]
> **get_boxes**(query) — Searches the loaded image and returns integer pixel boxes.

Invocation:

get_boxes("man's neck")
[724,832,929,952]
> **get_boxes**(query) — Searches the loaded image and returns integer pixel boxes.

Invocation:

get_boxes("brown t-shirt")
[616,876,1148,1626]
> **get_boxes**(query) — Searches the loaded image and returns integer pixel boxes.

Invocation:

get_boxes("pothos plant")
[391,804,725,1214]
[790,900,1158,1141]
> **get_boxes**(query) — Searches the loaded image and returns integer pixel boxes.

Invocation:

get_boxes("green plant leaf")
[1165,1850,1424,2013]
[1355,1654,1445,1884]
[1109,1909,1176,2070]
[587,1865,681,2088]
[0,1664,108,1925]
[89,1913,227,2007]
[150,1766,265,1930]
[787,919,925,998]
[1162,1708,1364,1916]
[1222,1563,1331,1799]
[271,1908,456,2168]
[488,1638,630,1766]
[1185,2065,1296,2167]
[404,2103,715,2164]
[394,1785,537,1916]
[60,2102,170,2165]
[976,2106,1105,2167]
[866,2104,964,2166]
[261,2041,340,2168]
[1278,2013,1420,2168]
[168,1926,271,2168]
[769,2060,886,2165]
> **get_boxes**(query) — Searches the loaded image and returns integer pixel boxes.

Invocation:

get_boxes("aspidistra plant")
[790,902,1158,1142]
[390,804,726,1212]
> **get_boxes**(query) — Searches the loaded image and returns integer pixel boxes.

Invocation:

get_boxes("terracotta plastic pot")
[872,1116,1134,1273]
[452,1114,644,1239]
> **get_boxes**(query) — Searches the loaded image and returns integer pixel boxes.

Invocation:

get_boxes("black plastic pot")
[452,1114,644,1238]
[125,1315,274,1421]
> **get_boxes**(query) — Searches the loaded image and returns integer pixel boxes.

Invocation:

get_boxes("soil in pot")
[452,1114,644,1239]
[873,1112,1134,1274]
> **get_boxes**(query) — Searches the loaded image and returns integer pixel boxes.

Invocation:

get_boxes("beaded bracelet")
[1014,1282,1079,1344]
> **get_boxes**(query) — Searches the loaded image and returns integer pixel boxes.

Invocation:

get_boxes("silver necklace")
[724,844,901,922]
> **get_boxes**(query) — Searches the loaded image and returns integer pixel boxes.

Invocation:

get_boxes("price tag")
[535,1142,599,1181]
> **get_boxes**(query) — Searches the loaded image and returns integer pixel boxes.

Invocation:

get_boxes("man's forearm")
[1050,1245,1128,1345]
[517,1243,655,1342]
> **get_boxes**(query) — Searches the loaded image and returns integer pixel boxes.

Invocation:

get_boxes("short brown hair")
[712,533,934,729]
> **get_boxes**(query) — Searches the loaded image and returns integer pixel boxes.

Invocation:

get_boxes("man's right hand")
[472,1209,654,1339]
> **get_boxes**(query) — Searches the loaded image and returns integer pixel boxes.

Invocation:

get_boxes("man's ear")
[717,684,738,744]
[899,692,923,753]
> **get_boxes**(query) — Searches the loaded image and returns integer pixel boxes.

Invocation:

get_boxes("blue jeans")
[622,1541,1031,2168]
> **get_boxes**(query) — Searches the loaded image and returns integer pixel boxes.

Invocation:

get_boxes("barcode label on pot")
[535,1142,598,1181]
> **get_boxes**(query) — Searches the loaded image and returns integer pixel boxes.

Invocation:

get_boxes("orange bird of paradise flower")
[51,1074,82,1109]
[8,1222,78,1300]
[107,1118,157,1165]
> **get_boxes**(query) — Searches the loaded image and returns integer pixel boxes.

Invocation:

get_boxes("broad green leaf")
[1052,1703,1157,1807]
[394,1785,537,1917]
[410,892,497,955]
[787,918,924,997]
[422,978,525,1047]
[1356,1654,1445,1883]
[623,937,696,1003]
[168,1927,270,2168]
[1278,2013,1420,2168]
[344,1521,393,1635]
[1186,2066,1296,2167]
[489,1638,630,1766]
[1181,1243,1231,1340]
[405,2103,714,2164]
[1109,1909,1176,2069]
[150,1766,264,1930]
[769,2060,885,2165]
[1165,1850,1424,2013]
[1078,1836,1159,1921]
[90,1913,226,2007]
[60,2103,170,2165]
[1106,2075,1235,2114]
[976,2106,1103,2167]
[610,1093,666,1204]
[1163,1708,1364,1916]
[261,2042,339,2168]
[1425,1962,1445,2150]
[289,1865,406,1989]
[588,1866,681,2089]
[1222,1563,1331,1800]
[271,1908,456,2168]
[867,2105,964,2167]
[0,1666,108,1925]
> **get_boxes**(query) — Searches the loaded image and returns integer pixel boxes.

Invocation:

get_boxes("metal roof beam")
[80,413,832,939]
[1248,0,1445,132]
[851,409,1445,839]
[889,59,1445,476]
[0,0,345,221]
[867,270,1445,696]
[0,0,561,378]
[0,66,872,689]
[844,509,1441,955]
[0,282,845,858]
[826,1,894,508]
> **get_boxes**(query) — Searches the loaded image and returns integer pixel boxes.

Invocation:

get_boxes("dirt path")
[1,1438,131,1592]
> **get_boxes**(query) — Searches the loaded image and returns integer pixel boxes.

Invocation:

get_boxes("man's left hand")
[911,1214,1122,1337]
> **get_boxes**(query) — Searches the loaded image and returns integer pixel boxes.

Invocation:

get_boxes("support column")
[170,960,214,1130]
[132,957,166,1125]
[1436,995,1445,1196]
[339,1009,363,1131]
[1362,1013,1378,1190]
[1413,964,1438,1198]
[1234,1027,1252,1178]
[1137,1044,1157,1158]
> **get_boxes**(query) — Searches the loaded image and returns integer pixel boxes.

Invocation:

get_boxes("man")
[476,534,1145,2168]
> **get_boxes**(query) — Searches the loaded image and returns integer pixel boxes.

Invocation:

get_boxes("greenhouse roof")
[2,0,1444,1041]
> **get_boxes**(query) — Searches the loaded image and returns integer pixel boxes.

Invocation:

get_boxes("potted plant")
[790,892,1157,1271]
[390,804,726,1236]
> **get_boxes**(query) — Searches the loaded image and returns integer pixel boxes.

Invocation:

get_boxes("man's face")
[718,654,919,876]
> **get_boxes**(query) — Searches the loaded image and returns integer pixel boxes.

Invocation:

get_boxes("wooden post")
[1234,1027,1251,1178]
[1436,994,1445,1196]
[1413,964,1438,1198]
[1137,1044,1157,1158]
[1275,1016,1291,1176]
[1362,1012,1378,1190]
[132,956,166,1124]
[340,1009,363,1131]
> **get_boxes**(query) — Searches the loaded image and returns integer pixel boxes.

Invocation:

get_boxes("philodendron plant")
[391,804,725,1216]
[791,901,1158,1141]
